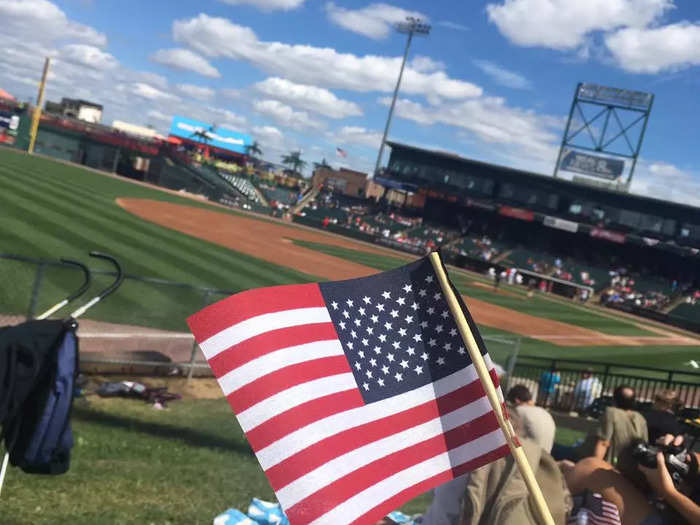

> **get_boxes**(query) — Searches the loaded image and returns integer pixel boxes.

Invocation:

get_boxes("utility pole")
[373,17,431,177]
[28,57,51,154]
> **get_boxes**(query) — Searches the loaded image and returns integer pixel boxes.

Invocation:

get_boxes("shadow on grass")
[72,405,253,456]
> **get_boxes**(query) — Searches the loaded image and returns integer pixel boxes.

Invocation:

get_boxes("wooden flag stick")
[429,253,555,525]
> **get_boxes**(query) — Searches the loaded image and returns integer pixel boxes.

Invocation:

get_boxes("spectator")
[593,385,648,469]
[566,434,700,525]
[460,409,572,524]
[539,368,561,407]
[572,368,603,412]
[506,384,556,452]
[644,389,683,444]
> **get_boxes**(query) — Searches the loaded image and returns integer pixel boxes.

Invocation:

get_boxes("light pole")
[373,17,431,177]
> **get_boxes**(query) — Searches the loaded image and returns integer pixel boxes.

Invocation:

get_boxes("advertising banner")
[169,116,252,155]
[543,216,579,233]
[590,228,626,244]
[577,83,653,110]
[499,205,534,222]
[560,150,625,180]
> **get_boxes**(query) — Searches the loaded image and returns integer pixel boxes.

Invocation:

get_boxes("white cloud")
[0,0,106,46]
[331,126,383,149]
[409,55,445,73]
[59,44,118,70]
[436,21,469,32]
[196,106,248,130]
[325,2,428,40]
[473,60,531,89]
[382,96,560,157]
[253,99,324,130]
[251,125,300,162]
[486,0,672,50]
[220,88,242,99]
[173,14,482,99]
[605,22,700,73]
[632,161,700,206]
[147,110,173,126]
[117,82,181,102]
[150,48,221,78]
[648,161,685,178]
[218,0,305,11]
[176,83,215,101]
[254,77,362,118]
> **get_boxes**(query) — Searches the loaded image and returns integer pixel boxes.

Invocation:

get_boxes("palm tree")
[281,150,307,177]
[246,141,262,160]
[191,127,212,146]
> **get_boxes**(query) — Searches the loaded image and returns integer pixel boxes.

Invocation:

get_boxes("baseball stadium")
[2,2,700,525]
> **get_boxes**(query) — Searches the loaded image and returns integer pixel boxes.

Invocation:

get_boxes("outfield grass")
[0,149,316,330]
[291,240,655,337]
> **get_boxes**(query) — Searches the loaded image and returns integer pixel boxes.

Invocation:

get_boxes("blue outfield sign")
[169,115,252,155]
[560,150,625,180]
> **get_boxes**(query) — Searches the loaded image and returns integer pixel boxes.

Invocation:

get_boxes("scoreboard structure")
[553,82,654,190]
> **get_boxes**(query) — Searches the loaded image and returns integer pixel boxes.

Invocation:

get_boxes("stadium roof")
[386,140,699,213]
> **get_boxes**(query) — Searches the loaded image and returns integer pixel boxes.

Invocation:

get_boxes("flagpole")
[428,252,555,525]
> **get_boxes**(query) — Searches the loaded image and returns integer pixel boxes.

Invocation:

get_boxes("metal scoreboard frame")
[553,82,654,189]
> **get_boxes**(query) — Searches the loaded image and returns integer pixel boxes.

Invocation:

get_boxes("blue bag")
[10,324,78,474]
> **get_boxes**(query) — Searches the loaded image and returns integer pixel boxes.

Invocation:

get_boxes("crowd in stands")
[450,234,501,261]
[413,367,700,525]
[601,270,675,311]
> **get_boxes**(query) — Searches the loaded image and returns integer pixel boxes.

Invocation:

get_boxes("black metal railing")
[510,355,700,413]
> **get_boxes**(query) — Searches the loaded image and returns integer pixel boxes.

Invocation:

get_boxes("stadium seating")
[669,297,700,323]
[448,235,505,262]
[260,185,299,207]
[220,173,264,204]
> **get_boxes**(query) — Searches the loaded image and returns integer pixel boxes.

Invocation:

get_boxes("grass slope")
[1,397,431,524]
[291,240,654,337]
[3,397,595,525]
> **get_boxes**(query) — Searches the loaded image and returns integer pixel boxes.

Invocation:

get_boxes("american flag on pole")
[336,147,348,158]
[187,256,509,525]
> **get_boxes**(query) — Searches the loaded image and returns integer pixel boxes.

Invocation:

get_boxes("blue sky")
[2,0,700,205]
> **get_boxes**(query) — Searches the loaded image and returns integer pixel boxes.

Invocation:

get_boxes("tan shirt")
[597,406,648,466]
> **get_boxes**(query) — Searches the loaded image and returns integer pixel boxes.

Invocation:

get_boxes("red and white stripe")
[188,283,509,525]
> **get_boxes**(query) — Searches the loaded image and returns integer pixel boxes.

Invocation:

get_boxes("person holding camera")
[565,434,700,524]
[637,434,700,525]
[643,390,683,444]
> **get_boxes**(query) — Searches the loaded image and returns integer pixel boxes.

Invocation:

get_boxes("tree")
[191,128,212,145]
[246,141,262,159]
[281,150,307,177]
[313,158,331,170]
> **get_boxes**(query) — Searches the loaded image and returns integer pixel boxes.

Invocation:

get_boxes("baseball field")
[2,146,699,369]
[2,147,699,523]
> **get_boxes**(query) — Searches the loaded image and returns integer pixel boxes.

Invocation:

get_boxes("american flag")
[336,147,347,158]
[567,492,621,525]
[188,256,509,525]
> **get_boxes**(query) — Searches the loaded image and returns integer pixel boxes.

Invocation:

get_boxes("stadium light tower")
[373,17,431,177]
